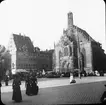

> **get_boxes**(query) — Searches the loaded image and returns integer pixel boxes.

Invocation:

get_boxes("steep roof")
[13,34,34,52]
[73,25,96,42]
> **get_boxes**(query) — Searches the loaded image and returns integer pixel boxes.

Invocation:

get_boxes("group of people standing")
[25,72,39,96]
[12,72,39,103]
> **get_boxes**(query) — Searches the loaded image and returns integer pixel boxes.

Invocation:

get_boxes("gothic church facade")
[54,12,105,74]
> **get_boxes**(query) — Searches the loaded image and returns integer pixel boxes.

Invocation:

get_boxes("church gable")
[73,25,96,43]
[60,35,70,46]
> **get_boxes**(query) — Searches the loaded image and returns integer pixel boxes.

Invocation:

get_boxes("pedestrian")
[12,74,22,102]
[70,72,73,83]
[31,73,39,95]
[70,72,76,84]
[0,81,2,87]
[100,84,106,104]
[0,81,2,99]
[4,75,9,86]
[25,73,32,96]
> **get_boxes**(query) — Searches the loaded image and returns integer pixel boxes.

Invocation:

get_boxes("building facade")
[54,12,106,74]
[8,34,54,74]
[8,34,36,74]
[34,48,54,72]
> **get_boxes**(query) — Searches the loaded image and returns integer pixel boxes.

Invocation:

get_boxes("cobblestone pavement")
[1,81,106,105]
[1,76,106,93]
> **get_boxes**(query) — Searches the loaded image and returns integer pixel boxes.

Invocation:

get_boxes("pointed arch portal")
[81,48,86,68]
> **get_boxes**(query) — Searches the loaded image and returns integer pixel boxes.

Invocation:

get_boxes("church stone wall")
[55,44,62,72]
[81,42,93,73]
[54,12,95,74]
[73,27,93,73]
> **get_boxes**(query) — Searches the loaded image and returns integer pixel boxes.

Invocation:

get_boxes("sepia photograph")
[0,0,106,104]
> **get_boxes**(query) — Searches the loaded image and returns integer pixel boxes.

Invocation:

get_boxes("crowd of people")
[12,72,39,103]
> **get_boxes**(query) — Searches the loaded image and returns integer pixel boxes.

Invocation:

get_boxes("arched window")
[81,48,86,67]
[59,51,62,59]
[62,61,67,68]
[69,47,72,56]
[64,47,68,56]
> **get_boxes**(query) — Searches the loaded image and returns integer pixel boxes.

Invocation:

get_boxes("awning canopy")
[16,69,29,73]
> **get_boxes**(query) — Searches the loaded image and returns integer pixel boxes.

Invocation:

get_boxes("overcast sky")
[0,0,105,52]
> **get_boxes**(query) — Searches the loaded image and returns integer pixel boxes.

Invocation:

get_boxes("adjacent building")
[8,34,36,74]
[34,48,54,72]
[8,34,54,74]
[39,49,54,71]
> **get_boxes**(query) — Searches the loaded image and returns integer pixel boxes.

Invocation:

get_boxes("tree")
[0,45,11,80]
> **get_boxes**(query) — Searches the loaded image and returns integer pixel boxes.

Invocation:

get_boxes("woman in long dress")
[25,74,32,95]
[12,74,22,102]
[31,74,38,95]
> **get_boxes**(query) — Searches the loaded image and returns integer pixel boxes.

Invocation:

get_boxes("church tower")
[68,12,73,29]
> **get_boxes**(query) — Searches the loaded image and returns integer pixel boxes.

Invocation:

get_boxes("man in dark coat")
[0,82,1,87]
[12,74,22,102]
[4,75,9,86]
[0,81,1,99]
[101,84,106,104]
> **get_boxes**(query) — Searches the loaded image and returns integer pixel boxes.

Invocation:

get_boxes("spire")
[68,12,73,29]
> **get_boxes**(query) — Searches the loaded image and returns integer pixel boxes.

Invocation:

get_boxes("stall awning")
[16,69,29,73]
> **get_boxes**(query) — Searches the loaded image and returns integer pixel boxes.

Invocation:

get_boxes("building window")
[29,64,30,67]
[12,63,15,69]
[18,64,20,67]
[70,47,72,56]
[64,47,68,56]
